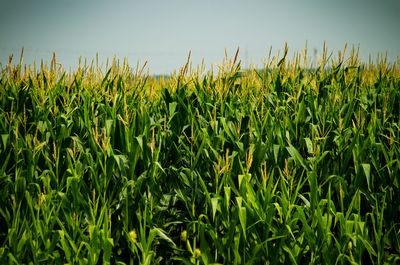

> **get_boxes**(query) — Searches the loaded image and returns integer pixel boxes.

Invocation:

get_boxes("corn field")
[0,44,399,264]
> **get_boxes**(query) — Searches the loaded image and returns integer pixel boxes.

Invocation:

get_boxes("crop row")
[0,46,399,264]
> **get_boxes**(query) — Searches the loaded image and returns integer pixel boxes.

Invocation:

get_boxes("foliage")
[0,45,399,264]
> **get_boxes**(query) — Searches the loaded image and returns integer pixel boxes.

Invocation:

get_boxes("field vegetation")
[0,44,399,264]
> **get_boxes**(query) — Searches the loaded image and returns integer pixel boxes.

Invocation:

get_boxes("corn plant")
[0,45,399,264]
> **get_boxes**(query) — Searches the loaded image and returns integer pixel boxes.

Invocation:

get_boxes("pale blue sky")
[1,0,399,74]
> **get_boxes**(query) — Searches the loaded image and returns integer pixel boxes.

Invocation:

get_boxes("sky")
[1,0,399,74]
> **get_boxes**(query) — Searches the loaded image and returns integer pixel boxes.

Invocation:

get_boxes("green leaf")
[357,235,377,257]
[304,138,313,155]
[308,171,318,211]
[58,230,72,262]
[282,245,298,265]
[1,134,9,150]
[287,143,308,170]
[106,119,113,135]
[154,228,176,248]
[238,174,245,189]
[169,102,178,118]
[273,144,280,164]
[211,197,219,222]
[103,237,113,264]
[224,186,231,212]
[238,206,247,239]
[361,163,371,191]
[135,135,144,151]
